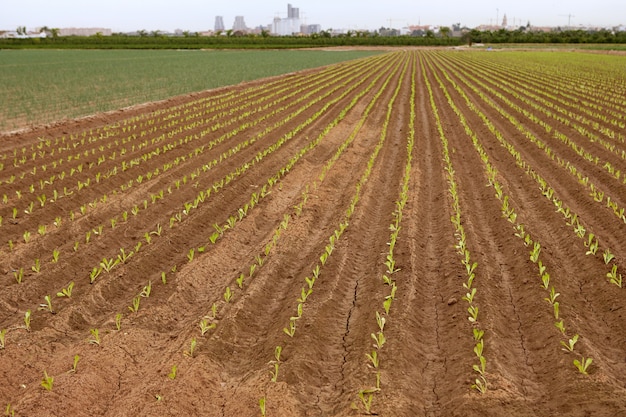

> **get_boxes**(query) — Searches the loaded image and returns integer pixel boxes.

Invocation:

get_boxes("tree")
[50,28,60,38]
[439,26,451,38]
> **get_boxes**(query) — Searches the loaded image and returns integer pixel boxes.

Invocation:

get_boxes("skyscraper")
[233,16,247,31]
[214,16,225,32]
[287,4,300,19]
[274,4,301,35]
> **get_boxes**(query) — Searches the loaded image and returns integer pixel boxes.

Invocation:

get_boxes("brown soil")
[1,50,625,417]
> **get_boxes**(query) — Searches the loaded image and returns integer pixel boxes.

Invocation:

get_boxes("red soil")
[1,50,625,417]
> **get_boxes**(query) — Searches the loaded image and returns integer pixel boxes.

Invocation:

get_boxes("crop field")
[0,49,380,132]
[0,49,626,416]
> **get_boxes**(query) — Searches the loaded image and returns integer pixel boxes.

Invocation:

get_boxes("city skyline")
[1,0,623,33]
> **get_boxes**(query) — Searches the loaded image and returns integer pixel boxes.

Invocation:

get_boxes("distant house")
[0,30,46,39]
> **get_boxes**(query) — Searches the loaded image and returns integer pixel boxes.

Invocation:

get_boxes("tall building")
[502,14,508,28]
[288,4,300,19]
[214,16,225,32]
[233,16,247,31]
[273,3,301,35]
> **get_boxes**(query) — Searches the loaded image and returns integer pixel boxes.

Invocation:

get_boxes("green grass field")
[0,49,381,132]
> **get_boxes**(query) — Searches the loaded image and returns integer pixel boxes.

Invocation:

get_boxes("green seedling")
[473,328,484,341]
[574,356,593,375]
[236,273,244,289]
[168,365,177,380]
[545,287,560,305]
[187,249,195,262]
[38,295,54,313]
[357,388,378,414]
[115,313,123,331]
[201,301,212,319]
[223,286,232,303]
[69,355,80,373]
[462,287,477,304]
[52,249,60,263]
[184,338,197,357]
[384,254,400,274]
[57,282,74,298]
[298,287,312,303]
[366,350,379,368]
[606,265,622,287]
[473,355,486,376]
[468,305,479,323]
[603,248,615,265]
[199,319,215,336]
[100,257,119,273]
[305,276,315,290]
[31,258,41,273]
[259,397,266,417]
[270,346,282,382]
[371,331,386,350]
[41,371,54,391]
[13,268,24,284]
[117,248,133,264]
[5,403,14,417]
[290,303,303,322]
[382,274,393,285]
[555,320,566,334]
[0,329,6,349]
[129,295,141,313]
[140,281,152,298]
[471,376,487,394]
[376,312,386,332]
[89,328,100,346]
[320,252,329,265]
[553,302,560,319]
[530,242,541,263]
[561,334,579,352]
[474,339,484,358]
[24,310,31,331]
[541,272,550,290]
[283,319,296,337]
[383,297,392,315]
[161,272,167,284]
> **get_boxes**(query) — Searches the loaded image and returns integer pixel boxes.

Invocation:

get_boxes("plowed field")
[1,49,626,417]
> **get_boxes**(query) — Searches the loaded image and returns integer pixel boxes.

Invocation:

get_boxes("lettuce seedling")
[561,334,579,352]
[69,355,80,373]
[168,365,177,380]
[41,371,53,391]
[89,328,101,346]
[574,356,592,375]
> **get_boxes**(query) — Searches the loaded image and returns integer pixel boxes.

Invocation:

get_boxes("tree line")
[0,29,624,49]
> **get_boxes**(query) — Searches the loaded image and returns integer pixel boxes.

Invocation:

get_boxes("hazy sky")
[1,0,622,32]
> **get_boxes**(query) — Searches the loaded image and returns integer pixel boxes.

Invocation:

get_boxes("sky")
[1,0,623,33]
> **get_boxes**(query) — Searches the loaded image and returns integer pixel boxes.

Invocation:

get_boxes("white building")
[59,28,112,36]
[272,3,301,35]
